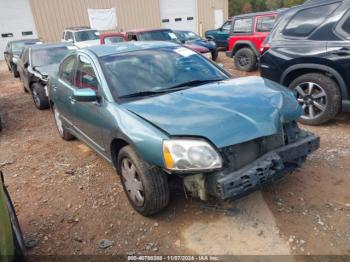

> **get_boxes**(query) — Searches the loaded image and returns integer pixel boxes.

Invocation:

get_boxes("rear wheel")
[117,146,169,216]
[52,106,74,141]
[289,73,341,125]
[32,83,49,110]
[234,47,257,72]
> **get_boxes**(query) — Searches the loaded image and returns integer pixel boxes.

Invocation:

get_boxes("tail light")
[260,43,270,54]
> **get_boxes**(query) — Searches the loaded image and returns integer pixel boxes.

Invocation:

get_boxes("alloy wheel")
[121,158,145,207]
[295,82,327,120]
[238,55,249,67]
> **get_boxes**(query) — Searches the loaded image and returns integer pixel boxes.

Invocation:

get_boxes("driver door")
[69,55,106,153]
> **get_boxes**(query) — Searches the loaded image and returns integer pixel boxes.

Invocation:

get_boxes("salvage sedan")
[48,42,319,216]
[17,43,77,110]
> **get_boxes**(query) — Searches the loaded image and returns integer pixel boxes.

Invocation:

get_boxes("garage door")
[160,0,197,33]
[0,0,38,57]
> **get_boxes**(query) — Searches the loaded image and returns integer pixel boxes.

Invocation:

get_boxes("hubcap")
[32,89,40,107]
[54,108,64,136]
[294,82,327,120]
[238,55,249,67]
[121,158,145,207]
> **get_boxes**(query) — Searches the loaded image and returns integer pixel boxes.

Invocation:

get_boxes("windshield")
[177,31,201,41]
[32,46,71,67]
[138,31,181,44]
[100,46,229,100]
[12,40,39,54]
[104,36,125,44]
[74,30,100,42]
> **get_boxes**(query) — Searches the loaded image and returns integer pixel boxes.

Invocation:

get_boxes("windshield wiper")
[118,90,168,99]
[166,79,224,90]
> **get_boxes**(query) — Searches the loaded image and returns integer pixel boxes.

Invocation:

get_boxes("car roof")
[8,38,40,44]
[29,42,75,50]
[65,26,92,31]
[86,41,178,57]
[233,10,279,19]
[126,28,173,34]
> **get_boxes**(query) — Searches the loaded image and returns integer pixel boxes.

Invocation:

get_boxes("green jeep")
[0,171,25,261]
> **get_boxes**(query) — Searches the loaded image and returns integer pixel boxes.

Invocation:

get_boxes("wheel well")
[283,68,341,93]
[110,139,129,168]
[233,44,251,54]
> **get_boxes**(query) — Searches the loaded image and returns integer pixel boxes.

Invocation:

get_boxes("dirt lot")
[0,52,350,258]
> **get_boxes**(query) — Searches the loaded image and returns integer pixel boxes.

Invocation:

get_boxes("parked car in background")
[260,0,350,125]
[204,19,232,49]
[3,39,40,78]
[226,11,278,72]
[125,28,212,59]
[62,26,100,48]
[48,41,319,216]
[0,171,25,261]
[175,30,218,61]
[17,43,77,110]
[100,32,127,45]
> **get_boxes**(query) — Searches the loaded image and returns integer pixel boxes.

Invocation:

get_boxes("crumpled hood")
[123,77,303,148]
[75,40,100,48]
[34,64,59,79]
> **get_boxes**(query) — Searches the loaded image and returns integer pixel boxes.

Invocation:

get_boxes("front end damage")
[183,122,320,201]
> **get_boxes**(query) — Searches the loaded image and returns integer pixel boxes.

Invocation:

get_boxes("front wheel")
[32,83,49,110]
[52,106,74,141]
[289,73,341,125]
[234,48,257,72]
[117,146,169,216]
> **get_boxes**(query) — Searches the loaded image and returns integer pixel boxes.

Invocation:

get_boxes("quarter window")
[256,16,276,32]
[74,56,99,91]
[233,18,253,34]
[283,3,340,37]
[60,55,76,85]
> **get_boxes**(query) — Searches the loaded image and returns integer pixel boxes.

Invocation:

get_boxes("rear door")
[254,15,276,53]
[215,20,231,47]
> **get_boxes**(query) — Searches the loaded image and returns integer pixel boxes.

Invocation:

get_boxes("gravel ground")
[0,52,350,257]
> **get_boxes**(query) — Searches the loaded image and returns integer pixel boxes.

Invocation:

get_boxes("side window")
[336,10,350,39]
[127,34,137,41]
[283,3,340,38]
[65,31,74,41]
[74,56,99,91]
[60,55,76,85]
[256,16,276,32]
[222,21,231,31]
[233,18,253,34]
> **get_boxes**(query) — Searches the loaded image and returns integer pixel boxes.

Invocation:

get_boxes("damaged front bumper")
[206,134,319,200]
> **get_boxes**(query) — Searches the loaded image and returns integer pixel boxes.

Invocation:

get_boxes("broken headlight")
[163,139,222,171]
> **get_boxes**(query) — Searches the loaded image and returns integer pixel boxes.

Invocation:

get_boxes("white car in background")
[61,27,100,48]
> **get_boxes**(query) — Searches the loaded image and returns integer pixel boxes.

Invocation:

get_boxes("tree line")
[229,0,306,16]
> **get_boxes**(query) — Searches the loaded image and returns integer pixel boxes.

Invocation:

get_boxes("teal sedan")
[0,171,25,260]
[48,41,319,216]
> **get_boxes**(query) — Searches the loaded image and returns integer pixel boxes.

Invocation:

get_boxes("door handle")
[69,96,76,104]
[330,49,350,56]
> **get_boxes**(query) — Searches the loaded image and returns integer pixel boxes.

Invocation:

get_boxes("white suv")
[62,27,100,48]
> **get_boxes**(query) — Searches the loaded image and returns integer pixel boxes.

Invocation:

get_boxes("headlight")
[163,139,222,171]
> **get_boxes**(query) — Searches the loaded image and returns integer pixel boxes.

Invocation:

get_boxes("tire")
[31,83,49,110]
[234,47,257,72]
[52,105,74,141]
[289,73,341,126]
[3,184,25,258]
[117,146,169,216]
[211,49,219,61]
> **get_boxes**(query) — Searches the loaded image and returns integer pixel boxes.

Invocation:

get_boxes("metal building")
[0,0,228,54]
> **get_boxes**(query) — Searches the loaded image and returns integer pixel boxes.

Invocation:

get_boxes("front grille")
[218,132,285,175]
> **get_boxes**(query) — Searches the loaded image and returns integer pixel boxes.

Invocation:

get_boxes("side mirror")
[72,88,98,102]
